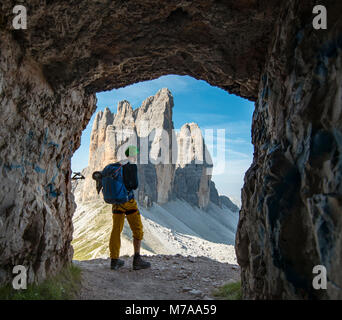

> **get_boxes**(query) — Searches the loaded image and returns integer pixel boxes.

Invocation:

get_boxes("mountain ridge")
[74,88,239,213]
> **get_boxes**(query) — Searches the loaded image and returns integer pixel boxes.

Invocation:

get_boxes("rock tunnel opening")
[0,0,341,300]
[70,74,253,262]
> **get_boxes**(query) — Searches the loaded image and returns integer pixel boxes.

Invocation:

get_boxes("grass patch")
[73,240,104,260]
[212,281,242,300]
[0,263,82,300]
[72,206,111,260]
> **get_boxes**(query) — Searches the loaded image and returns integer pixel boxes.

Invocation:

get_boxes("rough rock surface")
[0,32,97,284]
[0,0,341,300]
[236,0,342,299]
[78,88,218,210]
[172,122,213,209]
[0,0,282,100]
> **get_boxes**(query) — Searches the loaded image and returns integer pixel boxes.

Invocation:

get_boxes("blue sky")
[71,75,254,206]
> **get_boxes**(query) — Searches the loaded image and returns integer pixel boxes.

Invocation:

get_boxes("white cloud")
[227,138,249,145]
[202,121,251,136]
[226,149,251,159]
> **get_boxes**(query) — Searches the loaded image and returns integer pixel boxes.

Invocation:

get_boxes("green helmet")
[125,145,139,157]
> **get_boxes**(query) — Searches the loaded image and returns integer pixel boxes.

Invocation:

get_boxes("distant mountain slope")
[72,193,238,264]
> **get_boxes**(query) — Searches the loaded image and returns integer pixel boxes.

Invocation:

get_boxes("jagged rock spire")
[78,88,219,209]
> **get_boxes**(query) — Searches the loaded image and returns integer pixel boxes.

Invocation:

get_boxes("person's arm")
[130,163,138,190]
[123,163,138,191]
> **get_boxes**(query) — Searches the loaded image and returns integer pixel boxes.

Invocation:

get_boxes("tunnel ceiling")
[1,0,281,100]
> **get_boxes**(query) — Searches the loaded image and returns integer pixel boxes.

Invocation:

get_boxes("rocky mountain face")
[76,88,231,212]
[0,0,341,300]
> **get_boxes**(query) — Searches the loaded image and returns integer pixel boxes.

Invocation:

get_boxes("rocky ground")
[74,254,240,300]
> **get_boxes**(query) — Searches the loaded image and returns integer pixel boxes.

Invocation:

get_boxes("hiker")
[92,145,151,271]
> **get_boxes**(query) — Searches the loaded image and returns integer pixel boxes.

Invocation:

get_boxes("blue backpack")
[100,163,134,204]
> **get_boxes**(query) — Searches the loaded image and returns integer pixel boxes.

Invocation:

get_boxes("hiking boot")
[111,258,124,270]
[133,254,151,270]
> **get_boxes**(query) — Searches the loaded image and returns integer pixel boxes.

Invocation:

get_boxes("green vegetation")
[212,280,242,300]
[73,240,105,260]
[0,263,82,300]
[72,203,111,260]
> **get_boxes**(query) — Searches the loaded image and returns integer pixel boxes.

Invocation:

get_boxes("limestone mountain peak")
[117,100,133,115]
[78,88,222,211]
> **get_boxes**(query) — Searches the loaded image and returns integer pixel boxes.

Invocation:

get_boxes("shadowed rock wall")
[236,0,342,299]
[0,33,96,283]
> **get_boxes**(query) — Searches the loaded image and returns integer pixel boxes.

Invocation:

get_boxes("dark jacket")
[122,162,138,191]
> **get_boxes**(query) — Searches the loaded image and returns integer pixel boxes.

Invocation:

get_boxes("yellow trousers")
[109,198,144,259]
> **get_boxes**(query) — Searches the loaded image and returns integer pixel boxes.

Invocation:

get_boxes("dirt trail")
[74,254,240,300]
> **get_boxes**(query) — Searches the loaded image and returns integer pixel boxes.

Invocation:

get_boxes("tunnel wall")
[236,0,342,299]
[0,32,96,284]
